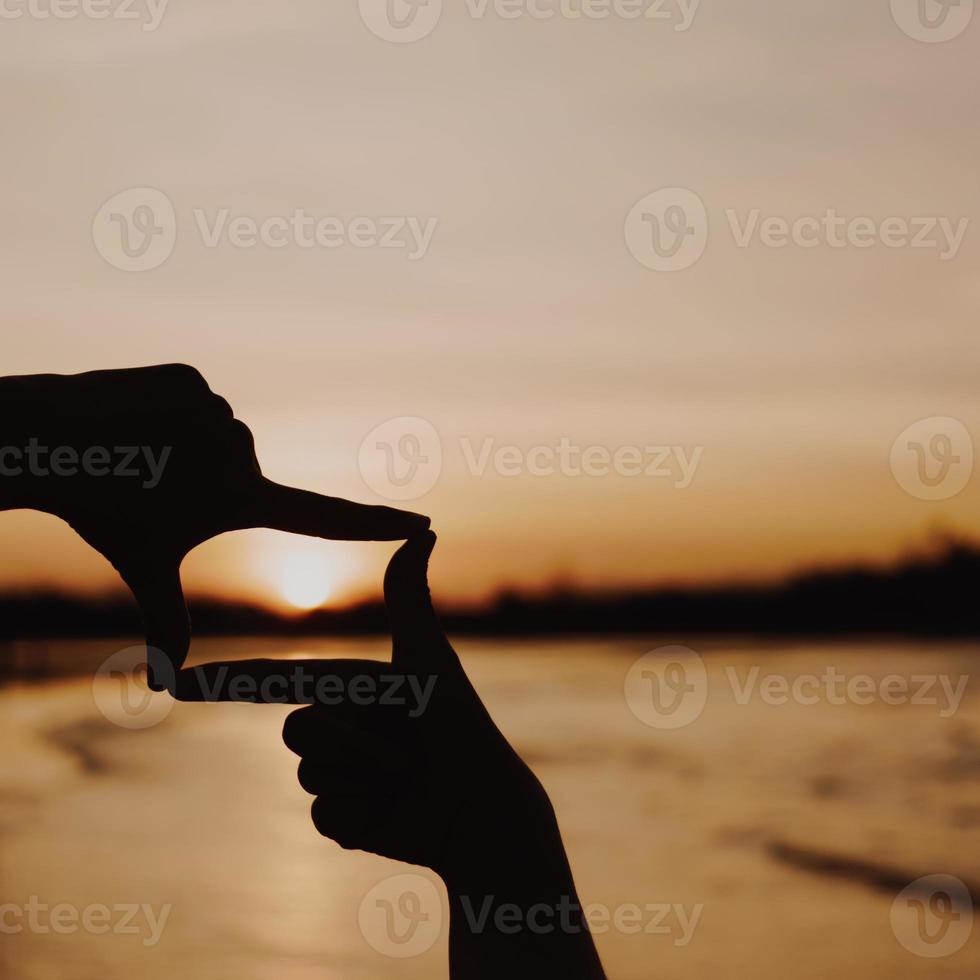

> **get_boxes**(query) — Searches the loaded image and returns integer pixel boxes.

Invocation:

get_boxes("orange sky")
[1,1,978,612]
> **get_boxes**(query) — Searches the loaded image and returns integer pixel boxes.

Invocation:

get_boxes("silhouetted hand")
[283,532,537,871]
[281,533,606,979]
[0,365,429,680]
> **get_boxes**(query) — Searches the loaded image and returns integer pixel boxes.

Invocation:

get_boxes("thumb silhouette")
[384,531,438,642]
[386,532,470,687]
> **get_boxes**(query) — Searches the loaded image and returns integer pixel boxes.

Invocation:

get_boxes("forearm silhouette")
[283,534,607,979]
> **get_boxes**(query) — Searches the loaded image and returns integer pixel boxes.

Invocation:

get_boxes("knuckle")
[311,798,358,851]
[281,708,308,752]
[310,796,332,837]
[296,760,320,795]
[225,418,257,454]
[162,363,207,389]
[210,394,234,418]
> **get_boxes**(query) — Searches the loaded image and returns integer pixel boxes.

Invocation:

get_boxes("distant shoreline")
[3,633,977,688]
[2,536,978,649]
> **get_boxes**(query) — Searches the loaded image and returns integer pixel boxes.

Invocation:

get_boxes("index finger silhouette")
[123,562,191,689]
[243,478,430,541]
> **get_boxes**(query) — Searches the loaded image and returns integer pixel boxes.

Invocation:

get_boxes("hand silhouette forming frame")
[0,364,429,692]
[284,532,607,978]
[0,365,606,978]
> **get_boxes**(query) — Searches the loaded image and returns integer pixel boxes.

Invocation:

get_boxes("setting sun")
[272,543,337,611]
[281,567,332,609]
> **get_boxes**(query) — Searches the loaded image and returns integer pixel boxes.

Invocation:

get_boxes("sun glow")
[275,545,336,611]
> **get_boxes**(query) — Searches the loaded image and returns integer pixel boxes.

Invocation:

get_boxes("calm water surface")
[1,637,978,979]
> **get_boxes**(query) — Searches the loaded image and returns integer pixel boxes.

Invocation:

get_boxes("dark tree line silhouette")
[3,536,977,679]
